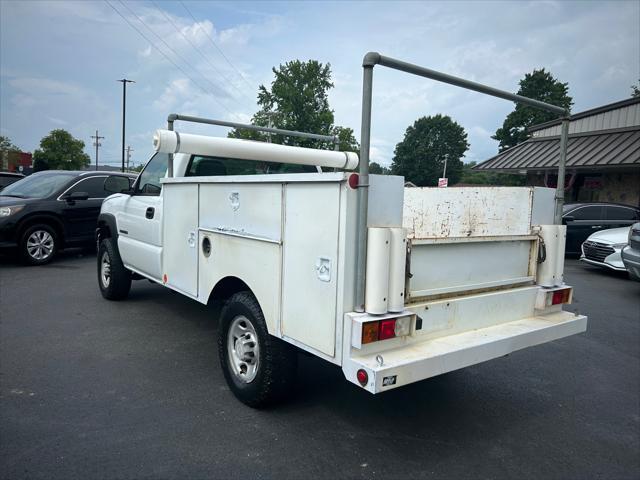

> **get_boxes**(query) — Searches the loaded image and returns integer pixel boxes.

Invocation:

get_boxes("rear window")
[605,206,639,221]
[185,155,317,177]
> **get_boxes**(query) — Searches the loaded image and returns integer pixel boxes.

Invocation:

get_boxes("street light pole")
[117,79,135,173]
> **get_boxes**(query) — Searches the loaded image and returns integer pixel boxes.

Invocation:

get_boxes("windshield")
[0,172,76,199]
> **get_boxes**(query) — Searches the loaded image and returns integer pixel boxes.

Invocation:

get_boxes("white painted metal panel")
[198,231,281,333]
[282,183,340,356]
[116,195,163,280]
[530,187,555,226]
[368,174,404,227]
[163,184,199,296]
[408,239,533,298]
[199,183,282,242]
[403,187,536,239]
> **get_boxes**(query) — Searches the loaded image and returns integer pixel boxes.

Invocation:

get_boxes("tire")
[218,291,297,408]
[97,237,132,300]
[20,224,58,265]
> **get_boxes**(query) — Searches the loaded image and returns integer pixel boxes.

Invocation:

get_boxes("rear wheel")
[218,291,297,408]
[20,224,58,265]
[97,237,131,300]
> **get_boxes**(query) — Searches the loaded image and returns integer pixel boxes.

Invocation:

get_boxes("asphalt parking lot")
[1,253,638,479]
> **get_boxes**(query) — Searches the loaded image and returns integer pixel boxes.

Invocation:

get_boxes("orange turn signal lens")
[362,322,379,344]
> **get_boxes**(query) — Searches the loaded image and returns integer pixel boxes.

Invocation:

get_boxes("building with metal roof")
[474,97,640,206]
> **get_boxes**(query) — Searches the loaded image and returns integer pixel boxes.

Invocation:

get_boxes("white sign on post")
[438,178,448,187]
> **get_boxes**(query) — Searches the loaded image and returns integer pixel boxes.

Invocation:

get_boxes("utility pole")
[117,79,135,172]
[126,146,133,171]
[91,130,104,171]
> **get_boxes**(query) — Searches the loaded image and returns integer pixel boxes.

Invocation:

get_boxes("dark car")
[563,202,640,255]
[0,172,25,191]
[0,170,135,265]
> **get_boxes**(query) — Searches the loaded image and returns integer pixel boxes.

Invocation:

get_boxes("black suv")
[563,202,640,255]
[0,172,25,191]
[0,170,135,265]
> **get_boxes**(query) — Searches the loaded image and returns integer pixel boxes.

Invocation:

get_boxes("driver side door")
[117,153,167,280]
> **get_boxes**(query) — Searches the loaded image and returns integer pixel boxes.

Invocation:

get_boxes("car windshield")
[0,172,76,199]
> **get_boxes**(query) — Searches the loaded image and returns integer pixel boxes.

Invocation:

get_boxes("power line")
[179,1,256,95]
[150,0,254,110]
[117,0,235,106]
[105,0,234,115]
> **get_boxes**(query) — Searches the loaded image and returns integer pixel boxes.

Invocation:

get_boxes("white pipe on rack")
[153,130,358,170]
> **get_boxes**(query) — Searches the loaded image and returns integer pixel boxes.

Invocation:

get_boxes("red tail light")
[379,319,397,340]
[359,316,412,345]
[552,288,571,305]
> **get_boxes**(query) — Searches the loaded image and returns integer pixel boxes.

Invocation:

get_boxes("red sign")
[438,178,448,187]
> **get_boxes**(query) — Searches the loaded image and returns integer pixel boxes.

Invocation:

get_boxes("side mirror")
[563,216,575,223]
[65,191,89,202]
[104,176,132,194]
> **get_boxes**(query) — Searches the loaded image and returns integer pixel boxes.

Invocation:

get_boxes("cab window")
[136,153,168,195]
[185,155,316,177]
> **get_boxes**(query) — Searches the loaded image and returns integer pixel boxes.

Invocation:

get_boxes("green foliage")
[493,69,572,152]
[32,157,50,172]
[369,162,390,175]
[229,60,356,152]
[0,135,20,153]
[390,115,469,186]
[32,129,90,170]
[459,161,525,186]
[632,80,640,98]
[332,126,359,153]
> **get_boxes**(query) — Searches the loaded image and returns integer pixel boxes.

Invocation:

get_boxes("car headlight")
[0,205,25,217]
[612,243,627,249]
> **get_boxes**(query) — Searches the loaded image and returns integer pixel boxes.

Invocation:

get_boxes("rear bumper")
[343,310,587,394]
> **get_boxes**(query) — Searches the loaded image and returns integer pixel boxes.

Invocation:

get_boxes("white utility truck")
[97,53,587,407]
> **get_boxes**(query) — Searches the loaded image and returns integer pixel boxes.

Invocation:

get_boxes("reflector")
[357,369,368,386]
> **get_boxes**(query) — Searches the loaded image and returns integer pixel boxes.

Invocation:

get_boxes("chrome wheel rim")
[227,315,260,383]
[100,251,111,288]
[26,230,54,261]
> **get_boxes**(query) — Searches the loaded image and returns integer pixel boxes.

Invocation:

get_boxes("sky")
[1,0,638,169]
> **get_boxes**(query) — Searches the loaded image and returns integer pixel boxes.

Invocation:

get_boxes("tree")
[369,162,390,175]
[390,115,469,186]
[32,129,90,170]
[332,126,359,152]
[632,80,640,98]
[229,60,357,152]
[493,69,572,152]
[459,161,525,186]
[0,135,20,153]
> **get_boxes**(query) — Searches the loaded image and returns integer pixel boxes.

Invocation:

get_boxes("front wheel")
[20,224,58,265]
[218,291,297,408]
[97,238,132,300]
